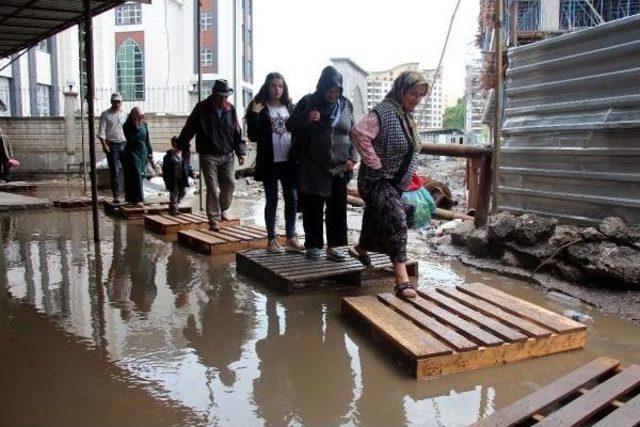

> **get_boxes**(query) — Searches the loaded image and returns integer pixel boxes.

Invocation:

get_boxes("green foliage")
[442,97,465,129]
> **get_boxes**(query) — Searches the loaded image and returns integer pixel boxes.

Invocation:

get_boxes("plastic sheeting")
[500,14,640,225]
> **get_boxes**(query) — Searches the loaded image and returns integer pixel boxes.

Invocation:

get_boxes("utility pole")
[84,0,99,242]
[492,0,504,213]
[197,0,203,211]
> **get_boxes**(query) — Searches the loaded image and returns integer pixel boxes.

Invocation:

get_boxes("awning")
[0,0,150,59]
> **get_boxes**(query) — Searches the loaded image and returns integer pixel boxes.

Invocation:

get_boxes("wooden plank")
[182,229,227,245]
[342,296,453,358]
[417,329,586,379]
[159,213,189,224]
[218,226,265,240]
[146,214,175,226]
[473,357,621,427]
[198,229,240,242]
[379,293,479,352]
[418,289,528,343]
[538,365,640,427]
[407,295,504,347]
[592,393,640,427]
[236,252,293,293]
[458,282,586,334]
[226,225,267,238]
[437,287,553,339]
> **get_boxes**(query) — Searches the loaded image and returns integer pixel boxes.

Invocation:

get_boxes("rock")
[487,212,517,242]
[467,226,490,257]
[448,221,475,247]
[580,227,606,242]
[500,250,523,268]
[513,213,558,246]
[566,242,640,286]
[553,261,586,283]
[548,224,582,248]
[599,216,640,247]
[502,241,556,268]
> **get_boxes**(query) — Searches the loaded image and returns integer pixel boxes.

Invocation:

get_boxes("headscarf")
[312,66,344,128]
[383,71,429,149]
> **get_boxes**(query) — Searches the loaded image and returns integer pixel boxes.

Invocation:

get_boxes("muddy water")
[1,199,639,427]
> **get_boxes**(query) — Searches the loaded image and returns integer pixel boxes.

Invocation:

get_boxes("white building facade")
[329,57,368,121]
[0,0,253,118]
[366,62,445,131]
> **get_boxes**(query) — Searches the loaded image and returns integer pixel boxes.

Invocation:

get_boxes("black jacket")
[162,150,194,191]
[246,102,295,182]
[177,95,247,157]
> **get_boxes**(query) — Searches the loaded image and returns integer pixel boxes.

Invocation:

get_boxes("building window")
[201,12,213,31]
[116,38,144,101]
[242,89,253,109]
[36,39,50,53]
[201,48,213,66]
[36,84,50,117]
[0,77,10,116]
[116,2,142,25]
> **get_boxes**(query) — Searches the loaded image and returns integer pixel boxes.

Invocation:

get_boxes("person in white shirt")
[98,92,127,203]
[246,72,304,254]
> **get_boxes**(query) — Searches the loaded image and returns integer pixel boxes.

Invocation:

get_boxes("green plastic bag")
[402,187,436,228]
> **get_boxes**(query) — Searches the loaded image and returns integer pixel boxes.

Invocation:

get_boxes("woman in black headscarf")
[286,66,359,261]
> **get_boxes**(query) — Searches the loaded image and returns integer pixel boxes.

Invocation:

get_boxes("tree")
[442,97,465,129]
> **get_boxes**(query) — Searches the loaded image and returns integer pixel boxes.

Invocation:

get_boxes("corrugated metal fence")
[500,14,640,225]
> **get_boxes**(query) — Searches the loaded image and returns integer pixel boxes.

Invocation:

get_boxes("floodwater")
[1,192,639,427]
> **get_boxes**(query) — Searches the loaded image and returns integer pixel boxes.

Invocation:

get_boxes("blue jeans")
[263,161,297,241]
[106,142,125,199]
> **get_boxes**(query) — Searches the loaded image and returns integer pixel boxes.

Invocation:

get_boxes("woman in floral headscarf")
[349,71,429,298]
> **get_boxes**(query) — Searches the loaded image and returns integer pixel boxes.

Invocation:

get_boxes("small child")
[163,136,194,215]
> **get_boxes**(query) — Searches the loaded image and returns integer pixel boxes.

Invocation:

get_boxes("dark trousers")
[106,142,125,199]
[169,184,187,209]
[301,175,348,249]
[263,161,297,241]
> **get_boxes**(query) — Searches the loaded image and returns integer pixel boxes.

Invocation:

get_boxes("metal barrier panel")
[500,14,640,224]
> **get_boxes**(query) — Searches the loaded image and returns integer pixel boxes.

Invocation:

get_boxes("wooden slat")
[473,357,621,427]
[379,293,478,352]
[198,229,240,242]
[437,287,553,338]
[538,365,640,426]
[145,215,175,226]
[593,393,640,427]
[408,295,504,347]
[160,213,189,224]
[220,226,266,239]
[418,289,528,343]
[343,296,453,358]
[458,282,586,334]
[183,229,228,245]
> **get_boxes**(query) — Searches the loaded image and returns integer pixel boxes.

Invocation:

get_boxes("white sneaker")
[267,239,284,253]
[285,237,305,253]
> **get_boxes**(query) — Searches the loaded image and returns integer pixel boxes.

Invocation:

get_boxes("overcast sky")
[253,0,480,106]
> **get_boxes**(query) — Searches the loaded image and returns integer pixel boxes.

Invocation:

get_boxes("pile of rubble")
[446,213,640,288]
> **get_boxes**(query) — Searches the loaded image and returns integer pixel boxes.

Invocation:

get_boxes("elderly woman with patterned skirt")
[349,71,429,298]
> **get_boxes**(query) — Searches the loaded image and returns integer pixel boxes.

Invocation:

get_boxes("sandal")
[394,282,417,298]
[347,246,372,267]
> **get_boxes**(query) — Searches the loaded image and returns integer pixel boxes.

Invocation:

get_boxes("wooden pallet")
[53,196,106,208]
[104,200,191,219]
[474,357,640,426]
[178,224,277,255]
[144,211,241,234]
[343,282,587,379]
[0,181,37,194]
[236,248,419,294]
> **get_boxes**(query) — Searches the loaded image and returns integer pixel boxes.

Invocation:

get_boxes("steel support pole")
[84,0,99,242]
[196,0,203,211]
[492,0,504,213]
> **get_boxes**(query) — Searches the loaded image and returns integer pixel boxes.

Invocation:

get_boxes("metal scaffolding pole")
[84,0,99,242]
[197,0,203,211]
[492,0,504,213]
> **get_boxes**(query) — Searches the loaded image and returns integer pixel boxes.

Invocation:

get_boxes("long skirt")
[123,152,145,204]
[359,179,408,263]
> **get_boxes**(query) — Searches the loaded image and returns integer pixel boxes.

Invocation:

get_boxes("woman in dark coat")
[285,66,358,261]
[246,72,304,254]
[350,71,429,298]
[122,107,153,206]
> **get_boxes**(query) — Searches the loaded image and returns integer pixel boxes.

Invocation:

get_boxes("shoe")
[169,207,180,216]
[134,202,144,208]
[394,282,417,298]
[267,239,284,253]
[113,197,121,204]
[285,237,305,253]
[326,247,347,262]
[348,246,372,267]
[305,247,320,260]
[221,211,232,221]
[209,221,220,232]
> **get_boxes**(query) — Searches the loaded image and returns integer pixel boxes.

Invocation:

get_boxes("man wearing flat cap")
[177,79,246,231]
[98,92,127,203]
